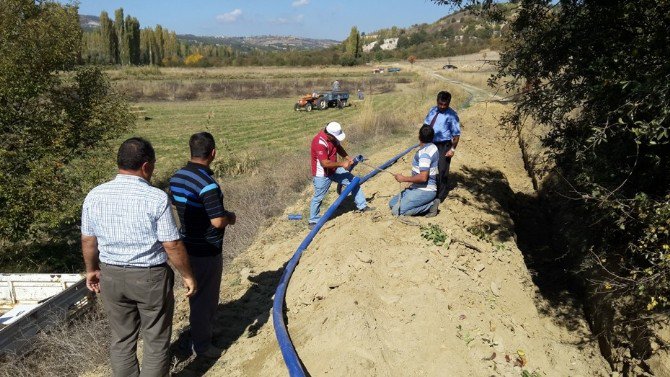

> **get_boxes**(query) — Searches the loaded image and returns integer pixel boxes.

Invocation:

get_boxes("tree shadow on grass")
[171,265,285,376]
[451,166,591,339]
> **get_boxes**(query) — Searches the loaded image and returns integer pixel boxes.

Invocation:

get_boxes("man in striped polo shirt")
[389,125,440,217]
[81,137,197,377]
[169,132,236,359]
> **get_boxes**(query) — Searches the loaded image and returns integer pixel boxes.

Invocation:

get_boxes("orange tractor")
[294,91,350,111]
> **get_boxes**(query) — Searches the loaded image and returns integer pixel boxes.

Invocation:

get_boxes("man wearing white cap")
[309,121,372,228]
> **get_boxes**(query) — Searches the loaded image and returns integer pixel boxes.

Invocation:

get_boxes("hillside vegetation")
[79,5,507,67]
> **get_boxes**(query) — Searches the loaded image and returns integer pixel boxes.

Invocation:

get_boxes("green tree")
[0,1,134,250]
[432,0,670,314]
[125,16,140,65]
[114,8,125,64]
[396,34,410,49]
[99,11,118,64]
[344,26,362,60]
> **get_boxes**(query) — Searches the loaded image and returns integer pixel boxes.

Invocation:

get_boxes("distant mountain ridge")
[177,34,339,51]
[79,15,339,51]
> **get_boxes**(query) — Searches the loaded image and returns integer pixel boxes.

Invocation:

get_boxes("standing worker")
[389,125,440,217]
[169,132,236,359]
[424,91,461,203]
[81,137,197,377]
[309,121,372,229]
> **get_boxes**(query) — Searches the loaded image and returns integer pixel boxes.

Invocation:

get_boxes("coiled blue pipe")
[272,143,418,376]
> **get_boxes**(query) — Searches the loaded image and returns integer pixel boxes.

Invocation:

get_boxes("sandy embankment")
[174,100,610,377]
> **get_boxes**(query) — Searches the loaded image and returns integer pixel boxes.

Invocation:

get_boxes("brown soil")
[170,93,611,376]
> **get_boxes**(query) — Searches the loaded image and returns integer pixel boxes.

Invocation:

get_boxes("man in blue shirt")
[389,125,440,217]
[169,132,236,359]
[424,91,461,203]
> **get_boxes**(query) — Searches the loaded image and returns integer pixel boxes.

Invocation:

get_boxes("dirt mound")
[173,101,610,376]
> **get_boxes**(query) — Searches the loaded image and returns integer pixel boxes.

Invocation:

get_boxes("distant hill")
[79,15,338,51]
[362,4,515,54]
[177,34,340,52]
[79,14,100,31]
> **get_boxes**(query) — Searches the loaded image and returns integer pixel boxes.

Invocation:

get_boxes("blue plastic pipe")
[272,144,418,377]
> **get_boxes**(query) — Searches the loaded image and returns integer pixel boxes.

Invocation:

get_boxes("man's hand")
[342,159,353,170]
[182,275,197,297]
[81,234,101,293]
[394,173,405,183]
[163,240,197,298]
[446,148,455,158]
[86,270,101,293]
[227,211,237,225]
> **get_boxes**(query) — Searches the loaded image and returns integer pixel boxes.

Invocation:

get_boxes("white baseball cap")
[325,121,346,141]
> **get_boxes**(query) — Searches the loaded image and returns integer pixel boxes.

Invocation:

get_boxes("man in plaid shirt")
[81,137,196,377]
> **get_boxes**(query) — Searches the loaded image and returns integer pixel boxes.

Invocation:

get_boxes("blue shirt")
[81,174,180,267]
[424,106,461,143]
[411,143,439,192]
[169,162,227,257]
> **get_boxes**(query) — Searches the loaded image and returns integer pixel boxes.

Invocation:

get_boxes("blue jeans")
[388,188,436,216]
[309,168,367,224]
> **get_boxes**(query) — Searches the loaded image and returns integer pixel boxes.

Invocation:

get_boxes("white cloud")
[271,14,304,25]
[216,9,242,23]
[292,0,309,7]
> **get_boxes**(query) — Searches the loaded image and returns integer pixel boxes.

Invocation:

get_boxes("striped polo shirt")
[410,143,439,191]
[169,162,226,257]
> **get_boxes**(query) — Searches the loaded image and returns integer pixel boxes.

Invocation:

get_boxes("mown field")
[113,66,457,184]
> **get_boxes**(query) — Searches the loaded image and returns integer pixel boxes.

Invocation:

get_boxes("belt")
[101,262,168,269]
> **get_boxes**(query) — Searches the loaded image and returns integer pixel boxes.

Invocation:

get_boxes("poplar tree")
[345,26,362,59]
[114,8,125,64]
[125,16,140,65]
[99,11,117,64]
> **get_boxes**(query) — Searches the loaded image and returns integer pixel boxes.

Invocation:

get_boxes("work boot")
[357,206,374,213]
[425,199,440,218]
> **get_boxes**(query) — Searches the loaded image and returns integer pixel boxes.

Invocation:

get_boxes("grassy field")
[121,65,462,183]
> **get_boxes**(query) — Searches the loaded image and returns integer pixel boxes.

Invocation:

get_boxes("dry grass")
[114,76,408,102]
[107,65,383,81]
[0,304,110,377]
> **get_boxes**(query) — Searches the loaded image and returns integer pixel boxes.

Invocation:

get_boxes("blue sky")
[75,0,458,40]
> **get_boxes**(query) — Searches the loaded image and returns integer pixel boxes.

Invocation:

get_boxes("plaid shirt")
[81,174,181,267]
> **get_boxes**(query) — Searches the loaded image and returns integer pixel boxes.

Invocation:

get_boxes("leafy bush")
[0,1,133,246]
[489,0,670,313]
[433,2,670,357]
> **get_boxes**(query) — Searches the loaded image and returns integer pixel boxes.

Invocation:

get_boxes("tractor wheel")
[294,103,300,111]
[306,103,313,112]
[318,99,327,110]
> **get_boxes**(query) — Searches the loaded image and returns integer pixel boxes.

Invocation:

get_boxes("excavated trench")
[437,72,622,372]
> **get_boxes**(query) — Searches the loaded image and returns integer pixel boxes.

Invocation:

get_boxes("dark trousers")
[188,253,223,353]
[99,263,175,377]
[434,141,453,201]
